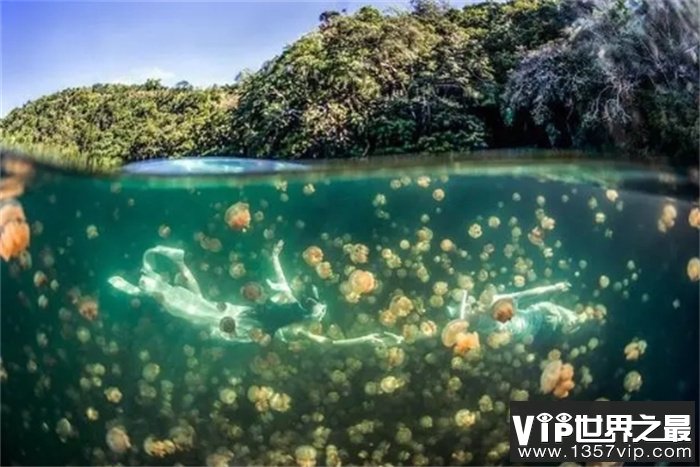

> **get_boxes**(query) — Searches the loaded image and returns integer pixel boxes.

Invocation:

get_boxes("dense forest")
[1,0,698,168]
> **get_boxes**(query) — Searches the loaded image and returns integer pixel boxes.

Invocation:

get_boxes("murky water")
[1,152,698,465]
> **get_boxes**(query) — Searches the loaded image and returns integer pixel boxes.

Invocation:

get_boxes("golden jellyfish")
[478,395,494,412]
[144,437,176,458]
[553,364,575,398]
[540,360,575,398]
[432,281,449,296]
[206,448,234,467]
[225,202,251,231]
[0,200,30,261]
[247,385,274,411]
[658,203,677,232]
[55,418,74,442]
[441,320,469,347]
[105,386,123,403]
[432,188,445,201]
[302,246,324,266]
[379,309,397,327]
[303,183,316,195]
[269,392,292,412]
[624,370,643,393]
[229,262,246,279]
[347,243,369,264]
[348,269,376,295]
[527,226,544,246]
[315,261,333,280]
[142,362,160,382]
[513,275,526,288]
[169,424,195,451]
[487,330,511,349]
[295,445,317,467]
[491,297,515,323]
[76,327,91,343]
[540,216,556,230]
[688,207,700,228]
[429,294,444,308]
[417,175,431,188]
[78,298,99,321]
[86,407,99,421]
[599,275,610,289]
[0,176,25,200]
[687,257,700,282]
[385,347,405,368]
[624,339,647,361]
[468,223,482,239]
[33,270,48,287]
[240,281,264,303]
[106,426,131,454]
[380,375,402,393]
[420,320,438,337]
[540,359,561,393]
[453,331,480,355]
[219,387,237,405]
[158,224,171,238]
[454,409,477,429]
[440,238,455,252]
[86,224,99,239]
[605,189,619,202]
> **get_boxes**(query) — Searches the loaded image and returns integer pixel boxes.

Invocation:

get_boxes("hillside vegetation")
[1,0,697,167]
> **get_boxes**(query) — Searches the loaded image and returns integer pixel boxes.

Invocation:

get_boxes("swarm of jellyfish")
[0,157,698,467]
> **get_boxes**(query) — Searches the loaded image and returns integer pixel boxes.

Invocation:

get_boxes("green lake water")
[1,152,698,465]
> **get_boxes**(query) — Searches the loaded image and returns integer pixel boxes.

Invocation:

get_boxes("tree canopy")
[0,82,236,168]
[1,0,697,167]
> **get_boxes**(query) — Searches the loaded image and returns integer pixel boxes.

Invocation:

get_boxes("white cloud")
[108,66,177,85]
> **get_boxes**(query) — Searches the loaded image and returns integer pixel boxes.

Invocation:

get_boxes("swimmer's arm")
[504,281,571,302]
[288,329,405,347]
[108,276,142,296]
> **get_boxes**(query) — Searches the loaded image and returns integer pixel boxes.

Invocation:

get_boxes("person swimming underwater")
[108,241,402,347]
[447,281,581,338]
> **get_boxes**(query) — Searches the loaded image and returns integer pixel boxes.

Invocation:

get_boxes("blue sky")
[1,0,473,117]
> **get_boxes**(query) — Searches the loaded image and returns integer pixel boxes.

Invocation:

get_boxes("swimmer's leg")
[108,276,142,296]
[267,240,296,304]
[142,245,202,296]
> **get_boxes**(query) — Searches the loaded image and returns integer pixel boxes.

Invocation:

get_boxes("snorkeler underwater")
[0,152,698,465]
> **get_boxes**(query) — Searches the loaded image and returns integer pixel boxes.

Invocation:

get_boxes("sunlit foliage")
[0,0,696,165]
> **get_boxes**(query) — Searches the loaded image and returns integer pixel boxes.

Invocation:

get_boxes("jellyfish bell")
[540,359,563,394]
[241,281,265,303]
[689,207,700,228]
[106,425,131,454]
[0,199,30,261]
[453,332,480,355]
[78,298,99,321]
[490,297,515,323]
[302,246,324,267]
[527,226,544,246]
[348,269,376,294]
[225,202,251,231]
[441,319,469,347]
[219,316,237,335]
[687,257,700,282]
